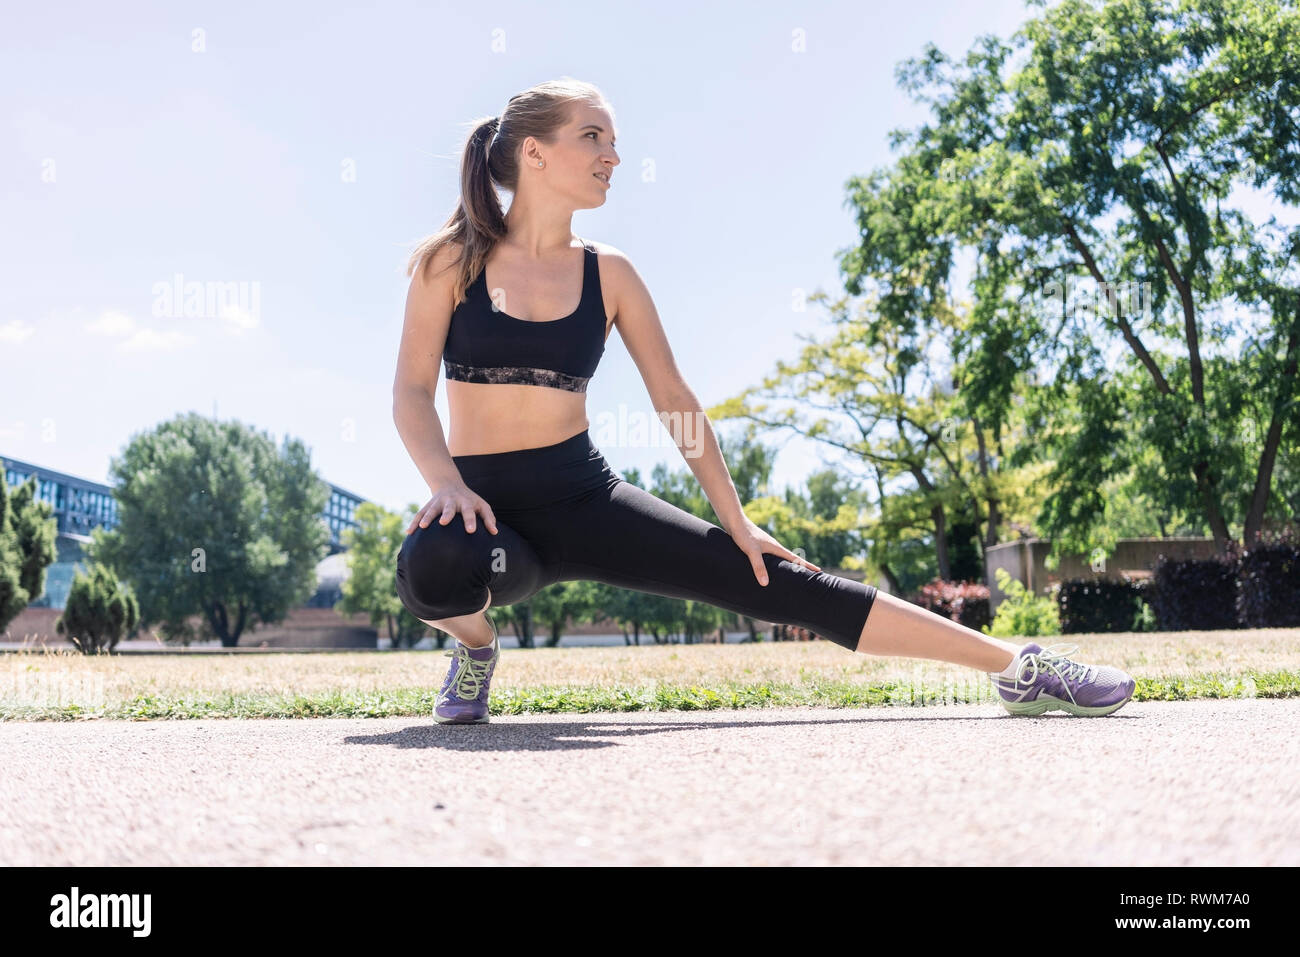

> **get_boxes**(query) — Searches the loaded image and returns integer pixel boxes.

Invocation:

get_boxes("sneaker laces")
[440,615,497,701]
[1015,642,1097,703]
[442,643,495,699]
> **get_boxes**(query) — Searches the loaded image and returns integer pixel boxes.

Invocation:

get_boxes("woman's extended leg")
[549,477,1015,669]
[550,478,875,652]
[856,597,1140,719]
[856,590,1018,671]
[549,475,1135,715]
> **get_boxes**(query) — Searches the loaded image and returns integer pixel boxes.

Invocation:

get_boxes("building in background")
[1,455,366,610]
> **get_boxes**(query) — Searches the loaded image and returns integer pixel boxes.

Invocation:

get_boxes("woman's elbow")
[653,380,697,411]
[392,382,434,416]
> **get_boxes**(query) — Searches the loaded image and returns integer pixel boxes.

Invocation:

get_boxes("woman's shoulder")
[583,238,636,282]
[583,237,625,259]
[412,236,467,283]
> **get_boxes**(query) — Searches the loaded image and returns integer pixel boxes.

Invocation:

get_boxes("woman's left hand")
[724,516,822,586]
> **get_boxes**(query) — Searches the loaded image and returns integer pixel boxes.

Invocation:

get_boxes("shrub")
[56,562,140,654]
[1237,525,1300,628]
[1148,546,1240,631]
[912,578,991,632]
[983,567,1061,638]
[1131,581,1159,632]
[1058,579,1149,634]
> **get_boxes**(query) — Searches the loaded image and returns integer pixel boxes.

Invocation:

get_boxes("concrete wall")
[3,605,378,649]
[983,537,1220,615]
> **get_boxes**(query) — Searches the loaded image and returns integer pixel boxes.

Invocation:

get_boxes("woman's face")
[525,101,620,209]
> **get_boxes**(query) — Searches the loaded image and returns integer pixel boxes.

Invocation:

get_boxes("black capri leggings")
[394,428,877,652]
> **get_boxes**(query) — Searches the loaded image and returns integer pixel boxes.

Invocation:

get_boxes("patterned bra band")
[442,360,592,394]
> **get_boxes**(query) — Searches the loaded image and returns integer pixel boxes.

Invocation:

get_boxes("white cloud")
[81,308,196,351]
[118,327,193,353]
[0,320,36,344]
[86,309,137,337]
[220,302,259,331]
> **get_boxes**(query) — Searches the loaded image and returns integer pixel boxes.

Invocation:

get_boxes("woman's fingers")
[412,503,435,532]
[406,495,496,536]
[775,543,821,573]
[794,552,822,573]
[459,497,497,535]
[749,547,770,587]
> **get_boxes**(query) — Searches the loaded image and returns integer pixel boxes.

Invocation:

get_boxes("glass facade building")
[2,455,367,609]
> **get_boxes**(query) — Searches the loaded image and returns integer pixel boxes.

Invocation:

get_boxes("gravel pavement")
[2,698,1296,866]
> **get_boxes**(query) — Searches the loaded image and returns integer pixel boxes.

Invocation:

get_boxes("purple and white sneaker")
[434,612,500,725]
[989,641,1135,717]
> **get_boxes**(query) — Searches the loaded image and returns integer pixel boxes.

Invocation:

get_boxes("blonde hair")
[405,77,612,309]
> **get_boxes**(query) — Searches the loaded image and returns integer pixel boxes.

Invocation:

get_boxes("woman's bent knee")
[394,516,491,621]
[393,511,548,619]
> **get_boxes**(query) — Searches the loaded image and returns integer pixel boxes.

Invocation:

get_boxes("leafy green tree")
[88,413,330,646]
[531,580,597,647]
[337,502,428,648]
[741,470,873,573]
[0,494,22,631]
[710,299,1046,584]
[0,463,58,633]
[489,602,530,649]
[56,562,139,654]
[596,584,679,644]
[801,470,870,569]
[676,598,727,643]
[839,0,1300,559]
[718,423,776,508]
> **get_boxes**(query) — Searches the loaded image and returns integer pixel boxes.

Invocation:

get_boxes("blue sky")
[2,0,1045,513]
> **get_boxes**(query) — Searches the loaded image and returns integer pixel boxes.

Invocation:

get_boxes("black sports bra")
[442,239,606,394]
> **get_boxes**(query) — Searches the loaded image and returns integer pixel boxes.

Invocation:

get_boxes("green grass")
[3,668,1296,722]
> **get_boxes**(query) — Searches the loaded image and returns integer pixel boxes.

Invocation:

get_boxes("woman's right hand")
[405,481,499,536]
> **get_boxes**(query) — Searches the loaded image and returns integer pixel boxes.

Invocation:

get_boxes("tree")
[337,502,428,648]
[88,413,330,646]
[596,584,678,645]
[531,580,597,647]
[0,463,58,633]
[709,297,1048,582]
[839,0,1300,558]
[56,562,139,654]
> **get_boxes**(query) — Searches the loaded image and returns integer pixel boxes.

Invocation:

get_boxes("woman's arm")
[392,242,464,493]
[391,241,500,537]
[602,246,822,583]
[600,248,751,534]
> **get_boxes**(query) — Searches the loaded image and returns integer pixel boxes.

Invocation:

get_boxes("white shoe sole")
[1000,690,1134,717]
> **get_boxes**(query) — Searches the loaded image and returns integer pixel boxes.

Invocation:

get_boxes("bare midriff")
[444,317,615,457]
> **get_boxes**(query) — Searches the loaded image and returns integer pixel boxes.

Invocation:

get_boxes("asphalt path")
[2,698,1296,866]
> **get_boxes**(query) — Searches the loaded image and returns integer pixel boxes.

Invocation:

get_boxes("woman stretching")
[392,78,1136,725]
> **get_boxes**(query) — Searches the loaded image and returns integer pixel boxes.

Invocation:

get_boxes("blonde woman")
[392,78,1136,724]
